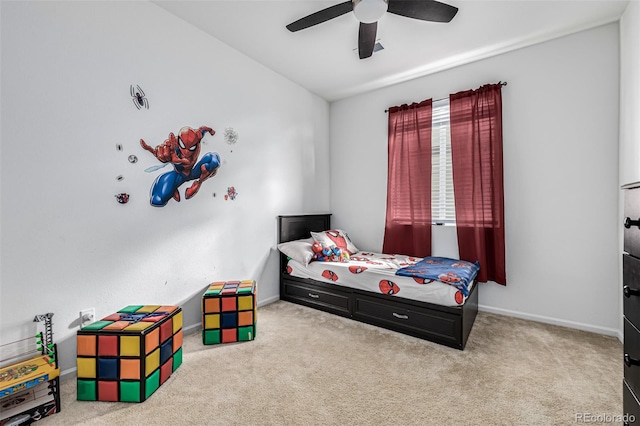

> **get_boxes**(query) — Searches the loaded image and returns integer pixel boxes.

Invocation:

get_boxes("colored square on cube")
[145,370,160,400]
[238,296,253,311]
[82,321,113,331]
[172,311,183,333]
[238,311,253,326]
[76,305,183,403]
[77,357,96,379]
[145,348,160,377]
[238,326,254,341]
[160,338,173,365]
[124,322,153,332]
[98,381,119,402]
[77,335,96,356]
[204,298,220,313]
[101,313,123,321]
[98,335,118,356]
[221,313,237,328]
[120,336,140,357]
[202,280,257,345]
[160,320,173,343]
[77,379,96,401]
[103,321,130,330]
[145,328,159,354]
[137,305,160,313]
[98,358,118,379]
[204,314,220,329]
[221,328,237,343]
[160,359,173,385]
[173,329,183,353]
[203,329,220,345]
[119,305,144,313]
[173,347,183,372]
[120,359,140,380]
[120,381,141,403]
[221,297,236,312]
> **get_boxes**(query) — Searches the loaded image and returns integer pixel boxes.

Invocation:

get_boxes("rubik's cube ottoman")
[76,305,183,402]
[202,280,257,345]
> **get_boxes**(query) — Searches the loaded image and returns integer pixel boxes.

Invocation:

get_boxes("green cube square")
[77,379,96,401]
[119,305,144,313]
[203,329,220,344]
[81,320,113,331]
[173,347,183,372]
[120,381,141,402]
[238,326,254,341]
[145,370,160,400]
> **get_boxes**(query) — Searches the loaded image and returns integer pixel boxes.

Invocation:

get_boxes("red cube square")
[98,381,119,402]
[221,328,237,343]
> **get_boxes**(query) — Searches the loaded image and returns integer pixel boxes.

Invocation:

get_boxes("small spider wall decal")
[130,84,149,110]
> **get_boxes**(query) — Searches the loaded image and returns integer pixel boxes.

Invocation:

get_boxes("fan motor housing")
[353,0,389,24]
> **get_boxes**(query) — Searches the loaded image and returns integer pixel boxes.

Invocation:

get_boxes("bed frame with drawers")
[277,214,478,350]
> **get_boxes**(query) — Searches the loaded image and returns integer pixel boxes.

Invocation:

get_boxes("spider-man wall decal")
[140,126,221,207]
[130,84,149,110]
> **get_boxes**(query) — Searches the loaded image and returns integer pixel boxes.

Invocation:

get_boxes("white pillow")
[310,229,359,255]
[277,238,315,266]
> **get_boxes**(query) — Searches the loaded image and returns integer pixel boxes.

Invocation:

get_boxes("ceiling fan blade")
[387,0,458,23]
[358,22,377,59]
[286,1,354,32]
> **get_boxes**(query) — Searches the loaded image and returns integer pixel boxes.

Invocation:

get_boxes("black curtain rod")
[385,81,507,113]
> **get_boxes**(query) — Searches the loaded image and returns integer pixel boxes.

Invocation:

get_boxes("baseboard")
[258,295,280,307]
[479,304,622,340]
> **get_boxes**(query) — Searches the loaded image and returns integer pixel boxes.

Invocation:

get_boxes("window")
[431,98,456,224]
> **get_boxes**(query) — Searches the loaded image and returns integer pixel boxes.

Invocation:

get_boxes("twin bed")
[277,214,478,350]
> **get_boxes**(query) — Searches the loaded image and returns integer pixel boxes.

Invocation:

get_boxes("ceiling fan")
[286,0,459,60]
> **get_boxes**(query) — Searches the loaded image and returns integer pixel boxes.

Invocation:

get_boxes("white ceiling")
[152,0,629,102]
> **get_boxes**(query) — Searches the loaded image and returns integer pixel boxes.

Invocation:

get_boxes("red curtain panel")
[382,100,432,257]
[449,84,506,285]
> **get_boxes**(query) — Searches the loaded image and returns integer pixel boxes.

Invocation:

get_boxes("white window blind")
[431,98,456,224]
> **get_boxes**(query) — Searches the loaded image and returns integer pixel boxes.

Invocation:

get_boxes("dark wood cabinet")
[623,182,640,423]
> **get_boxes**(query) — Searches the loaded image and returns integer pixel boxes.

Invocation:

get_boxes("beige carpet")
[38,301,621,425]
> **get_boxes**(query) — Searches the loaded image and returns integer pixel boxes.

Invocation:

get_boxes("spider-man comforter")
[286,252,474,306]
[396,257,479,296]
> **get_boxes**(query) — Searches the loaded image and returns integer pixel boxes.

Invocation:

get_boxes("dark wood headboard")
[277,214,331,275]
[277,214,331,244]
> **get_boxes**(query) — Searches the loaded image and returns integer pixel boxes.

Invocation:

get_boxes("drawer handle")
[625,217,640,229]
[392,312,409,320]
[624,353,640,367]
[308,293,320,299]
[624,285,640,298]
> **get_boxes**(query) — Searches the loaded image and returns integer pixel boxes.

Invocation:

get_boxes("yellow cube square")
[120,335,140,357]
[77,357,96,378]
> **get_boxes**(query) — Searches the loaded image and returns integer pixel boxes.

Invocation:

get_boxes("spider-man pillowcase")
[310,230,359,255]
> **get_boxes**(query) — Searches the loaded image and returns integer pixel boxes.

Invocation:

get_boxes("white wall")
[0,1,330,373]
[330,23,620,336]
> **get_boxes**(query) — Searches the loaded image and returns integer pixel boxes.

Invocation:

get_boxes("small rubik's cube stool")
[76,305,183,403]
[202,280,257,345]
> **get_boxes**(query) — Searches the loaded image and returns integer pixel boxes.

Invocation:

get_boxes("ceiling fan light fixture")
[353,0,388,24]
